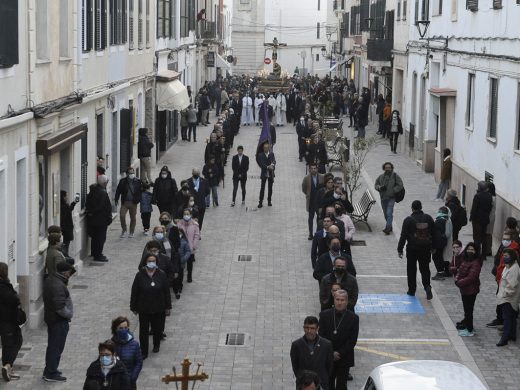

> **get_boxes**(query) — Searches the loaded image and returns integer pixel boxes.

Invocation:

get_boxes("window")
[488,77,498,139]
[95,0,108,51]
[492,0,502,9]
[451,0,457,20]
[146,0,150,47]
[360,0,370,31]
[157,0,171,38]
[318,0,320,10]
[421,0,430,20]
[36,0,49,60]
[465,73,475,128]
[180,0,195,38]
[317,22,320,39]
[516,83,520,150]
[138,0,143,48]
[341,13,349,38]
[316,54,320,62]
[466,0,478,11]
[82,0,93,52]
[60,0,69,57]
[0,0,19,67]
[110,0,127,45]
[415,0,419,22]
[397,0,401,20]
[350,5,361,35]
[129,0,134,49]
[433,0,442,14]
[403,0,407,20]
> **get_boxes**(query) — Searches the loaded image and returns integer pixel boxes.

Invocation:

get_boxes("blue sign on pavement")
[355,294,425,314]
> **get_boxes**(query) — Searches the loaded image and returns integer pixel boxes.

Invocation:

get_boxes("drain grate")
[225,333,245,346]
[351,240,367,246]
[238,255,252,262]
[71,285,89,289]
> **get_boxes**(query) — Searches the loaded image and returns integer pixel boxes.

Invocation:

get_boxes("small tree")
[343,136,380,203]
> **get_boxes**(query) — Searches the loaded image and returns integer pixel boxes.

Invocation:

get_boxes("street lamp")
[416,20,430,39]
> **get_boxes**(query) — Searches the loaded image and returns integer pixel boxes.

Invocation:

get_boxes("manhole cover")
[225,333,245,345]
[71,285,89,289]
[351,240,367,246]
[237,255,252,262]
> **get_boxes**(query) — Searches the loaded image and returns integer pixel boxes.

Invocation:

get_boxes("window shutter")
[95,0,102,49]
[189,0,196,31]
[138,0,143,48]
[120,109,133,174]
[360,0,370,31]
[386,10,394,40]
[415,0,419,22]
[146,0,150,47]
[122,0,128,43]
[343,12,349,38]
[350,8,355,35]
[492,0,502,9]
[110,0,115,44]
[466,0,478,11]
[489,79,498,139]
[0,0,18,67]
[403,0,407,20]
[102,0,108,48]
[129,0,134,48]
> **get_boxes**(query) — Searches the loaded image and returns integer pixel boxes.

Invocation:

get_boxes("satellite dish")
[227,55,234,63]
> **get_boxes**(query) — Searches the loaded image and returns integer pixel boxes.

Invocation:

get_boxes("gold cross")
[161,358,209,390]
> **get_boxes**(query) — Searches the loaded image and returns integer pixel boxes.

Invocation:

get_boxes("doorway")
[15,156,28,276]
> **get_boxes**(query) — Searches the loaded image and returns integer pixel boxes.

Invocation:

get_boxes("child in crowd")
[140,183,153,235]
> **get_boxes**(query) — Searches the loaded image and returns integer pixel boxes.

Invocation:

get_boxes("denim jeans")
[357,125,366,138]
[380,198,396,231]
[436,180,450,200]
[43,320,69,377]
[500,303,517,342]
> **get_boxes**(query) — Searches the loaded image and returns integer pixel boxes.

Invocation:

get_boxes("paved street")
[7,113,518,390]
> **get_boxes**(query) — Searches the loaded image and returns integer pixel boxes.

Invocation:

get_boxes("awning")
[156,79,190,111]
[429,88,457,97]
[36,123,87,156]
[216,54,230,70]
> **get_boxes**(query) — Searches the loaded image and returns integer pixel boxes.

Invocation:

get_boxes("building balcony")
[366,39,392,62]
[197,21,217,40]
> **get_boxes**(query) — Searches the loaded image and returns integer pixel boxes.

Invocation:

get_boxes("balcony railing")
[366,39,392,62]
[198,21,217,40]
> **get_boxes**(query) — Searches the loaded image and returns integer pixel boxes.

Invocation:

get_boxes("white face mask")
[333,192,341,199]
[183,215,191,221]
[161,173,167,179]
[502,240,512,248]
[128,173,135,179]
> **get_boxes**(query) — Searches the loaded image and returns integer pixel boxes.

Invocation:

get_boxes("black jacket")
[320,272,359,311]
[137,130,154,158]
[152,174,178,207]
[130,268,171,314]
[138,251,175,283]
[232,154,249,180]
[290,336,333,390]
[256,152,276,179]
[446,196,465,230]
[187,177,210,210]
[115,178,142,204]
[319,309,359,368]
[85,185,112,228]
[313,252,356,282]
[60,200,77,241]
[433,217,448,250]
[0,278,20,325]
[470,191,493,225]
[398,210,435,253]
[202,162,222,187]
[43,273,73,325]
[83,359,131,390]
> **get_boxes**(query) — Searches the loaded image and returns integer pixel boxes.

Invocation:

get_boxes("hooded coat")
[152,168,178,207]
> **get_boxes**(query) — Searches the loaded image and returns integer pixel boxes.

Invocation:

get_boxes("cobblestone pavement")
[7,112,514,390]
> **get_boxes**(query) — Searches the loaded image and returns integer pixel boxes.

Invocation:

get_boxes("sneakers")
[257,203,263,208]
[231,201,235,207]
[128,233,134,238]
[432,272,445,281]
[486,319,503,328]
[144,229,149,236]
[406,290,415,296]
[2,364,11,382]
[425,286,433,300]
[43,375,67,382]
[120,230,127,238]
[458,329,474,337]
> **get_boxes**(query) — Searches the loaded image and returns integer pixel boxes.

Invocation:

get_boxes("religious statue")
[162,358,209,390]
[264,37,286,79]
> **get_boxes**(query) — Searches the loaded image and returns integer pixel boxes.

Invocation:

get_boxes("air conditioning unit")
[466,0,478,11]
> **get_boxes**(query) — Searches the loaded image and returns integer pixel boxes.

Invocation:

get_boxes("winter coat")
[138,250,175,283]
[470,190,493,225]
[137,129,154,159]
[202,162,222,187]
[290,336,333,390]
[497,262,520,310]
[319,272,359,311]
[493,241,520,284]
[43,273,73,325]
[60,200,77,241]
[115,177,142,204]
[111,333,143,383]
[446,196,466,231]
[454,257,481,295]
[140,191,153,213]
[486,196,496,235]
[440,156,452,181]
[318,309,359,368]
[83,359,131,390]
[180,110,189,127]
[177,220,200,253]
[152,172,178,207]
[187,108,198,124]
[375,172,404,201]
[130,268,171,314]
[85,185,113,228]
[178,237,192,268]
[449,253,465,276]
[397,210,435,253]
[45,245,66,275]
[433,217,448,251]
[0,278,20,325]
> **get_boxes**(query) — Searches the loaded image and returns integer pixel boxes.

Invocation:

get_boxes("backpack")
[452,205,468,227]
[414,220,432,247]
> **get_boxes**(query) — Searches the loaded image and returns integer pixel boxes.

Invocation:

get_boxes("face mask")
[466,252,475,258]
[146,262,157,270]
[128,173,135,179]
[504,256,512,265]
[331,244,341,252]
[161,173,168,179]
[154,233,164,241]
[100,356,113,366]
[188,201,195,207]
[502,240,512,248]
[183,215,191,221]
[193,174,199,179]
[333,193,341,199]
[160,220,170,226]
[335,267,345,275]
[117,329,129,340]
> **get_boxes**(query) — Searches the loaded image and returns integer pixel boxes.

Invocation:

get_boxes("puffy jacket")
[454,258,481,295]
[43,273,73,325]
[0,278,20,325]
[497,262,520,310]
[178,237,192,267]
[177,220,200,253]
[111,333,142,383]
[45,245,66,275]
[83,359,131,390]
[449,253,464,276]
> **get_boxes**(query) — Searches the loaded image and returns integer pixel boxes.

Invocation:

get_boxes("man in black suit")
[231,145,249,206]
[319,290,359,389]
[302,163,325,240]
[256,142,276,208]
[187,168,210,230]
[314,238,356,283]
[290,316,334,390]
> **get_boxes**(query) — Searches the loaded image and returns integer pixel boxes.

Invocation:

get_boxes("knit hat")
[447,189,457,198]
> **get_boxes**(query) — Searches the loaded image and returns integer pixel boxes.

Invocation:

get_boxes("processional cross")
[264,37,287,77]
[161,358,209,390]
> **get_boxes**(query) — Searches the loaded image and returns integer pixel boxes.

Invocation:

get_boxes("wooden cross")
[264,37,287,61]
[161,358,209,390]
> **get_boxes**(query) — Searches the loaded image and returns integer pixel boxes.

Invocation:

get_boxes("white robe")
[275,94,287,125]
[241,96,253,124]
[255,98,264,124]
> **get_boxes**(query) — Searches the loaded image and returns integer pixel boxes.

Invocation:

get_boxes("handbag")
[395,187,406,203]
[16,306,27,326]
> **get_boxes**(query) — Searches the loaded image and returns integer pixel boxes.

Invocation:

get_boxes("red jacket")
[495,241,520,284]
[454,258,481,295]
[449,253,464,276]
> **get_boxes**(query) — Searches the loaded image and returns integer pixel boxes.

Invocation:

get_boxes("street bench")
[350,189,376,232]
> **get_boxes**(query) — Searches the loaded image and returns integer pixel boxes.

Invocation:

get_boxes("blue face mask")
[154,233,164,241]
[117,329,129,340]
[100,355,113,366]
[146,262,157,270]
[504,256,512,265]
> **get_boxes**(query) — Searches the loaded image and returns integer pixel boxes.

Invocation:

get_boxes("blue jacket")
[179,237,192,267]
[140,191,153,213]
[112,333,143,382]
